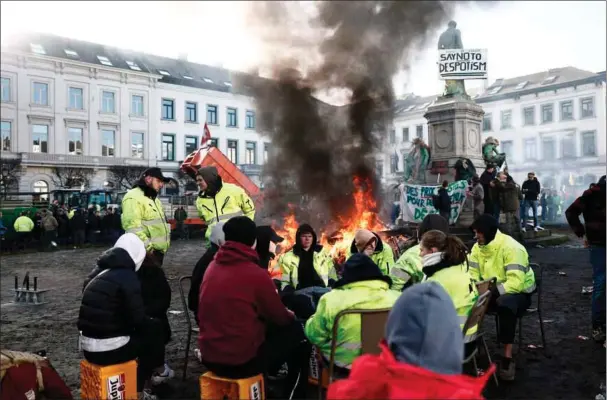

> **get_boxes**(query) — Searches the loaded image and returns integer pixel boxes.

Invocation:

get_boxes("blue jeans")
[522,200,538,227]
[590,246,606,330]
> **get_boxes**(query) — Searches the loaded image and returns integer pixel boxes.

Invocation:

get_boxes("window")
[227,140,238,163]
[580,97,594,118]
[32,124,49,153]
[101,91,115,113]
[245,142,257,164]
[417,102,430,110]
[203,77,213,84]
[30,43,46,55]
[131,95,144,116]
[390,154,398,173]
[1,77,10,102]
[542,137,556,161]
[541,104,553,123]
[1,121,11,151]
[523,138,536,161]
[161,134,175,161]
[482,114,492,131]
[68,127,83,155]
[97,55,112,66]
[523,106,535,126]
[101,129,115,157]
[162,99,175,120]
[263,143,270,163]
[402,127,409,142]
[515,81,528,90]
[183,75,193,80]
[245,110,256,129]
[68,87,83,110]
[560,100,573,120]
[227,107,238,127]
[33,181,49,200]
[561,134,576,159]
[185,102,198,123]
[501,140,513,160]
[185,136,198,156]
[207,105,218,125]
[158,70,170,76]
[541,76,557,85]
[209,138,218,148]
[487,86,502,95]
[581,131,597,156]
[64,49,78,58]
[389,129,396,144]
[403,105,415,112]
[33,82,48,106]
[126,61,141,71]
[500,110,512,129]
[131,132,144,159]
[416,125,423,139]
[224,82,232,87]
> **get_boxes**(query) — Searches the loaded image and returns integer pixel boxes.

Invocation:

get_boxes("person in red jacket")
[198,216,310,398]
[327,281,494,400]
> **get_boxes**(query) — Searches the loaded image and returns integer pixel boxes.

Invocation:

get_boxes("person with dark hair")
[255,225,285,271]
[521,172,542,232]
[434,180,452,221]
[419,230,479,350]
[493,172,522,240]
[390,214,449,291]
[327,282,493,399]
[467,175,484,221]
[468,215,535,381]
[480,165,497,218]
[566,175,606,344]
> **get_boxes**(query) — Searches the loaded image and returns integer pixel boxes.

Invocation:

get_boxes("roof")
[393,94,438,115]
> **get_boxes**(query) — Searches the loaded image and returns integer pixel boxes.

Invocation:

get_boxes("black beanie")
[223,217,257,247]
[470,214,499,244]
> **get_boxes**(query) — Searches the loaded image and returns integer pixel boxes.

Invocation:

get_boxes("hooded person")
[345,229,395,276]
[305,253,400,371]
[327,281,494,400]
[77,233,167,398]
[468,214,534,381]
[194,166,256,242]
[389,214,449,291]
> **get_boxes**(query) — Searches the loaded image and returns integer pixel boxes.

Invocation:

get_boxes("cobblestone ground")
[0,240,604,399]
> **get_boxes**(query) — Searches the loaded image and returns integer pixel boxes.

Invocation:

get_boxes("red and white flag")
[201,122,212,146]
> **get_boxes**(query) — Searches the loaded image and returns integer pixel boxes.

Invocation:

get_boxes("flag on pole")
[201,122,212,147]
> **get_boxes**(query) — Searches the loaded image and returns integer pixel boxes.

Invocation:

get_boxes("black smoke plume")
[240,1,466,225]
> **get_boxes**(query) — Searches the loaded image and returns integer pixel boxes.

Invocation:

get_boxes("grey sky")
[2,1,605,98]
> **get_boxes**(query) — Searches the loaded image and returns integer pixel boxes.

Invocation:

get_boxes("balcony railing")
[5,151,152,167]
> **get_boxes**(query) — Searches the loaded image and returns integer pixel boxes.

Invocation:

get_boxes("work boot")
[498,357,515,381]
[151,364,175,385]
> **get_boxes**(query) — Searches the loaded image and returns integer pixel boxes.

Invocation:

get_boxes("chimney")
[178,53,188,62]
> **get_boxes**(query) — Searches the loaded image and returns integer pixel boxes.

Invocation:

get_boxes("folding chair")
[516,263,547,352]
[177,275,200,381]
[462,291,498,386]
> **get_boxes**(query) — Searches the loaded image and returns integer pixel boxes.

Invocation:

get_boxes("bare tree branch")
[107,166,147,190]
[0,157,22,196]
[50,167,94,189]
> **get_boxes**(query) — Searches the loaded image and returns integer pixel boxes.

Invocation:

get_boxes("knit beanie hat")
[223,216,257,247]
[354,229,376,253]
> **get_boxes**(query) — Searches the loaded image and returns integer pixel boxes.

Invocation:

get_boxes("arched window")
[33,180,49,200]
[164,179,179,196]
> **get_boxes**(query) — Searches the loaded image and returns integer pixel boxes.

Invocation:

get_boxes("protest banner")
[399,180,468,224]
[438,49,488,80]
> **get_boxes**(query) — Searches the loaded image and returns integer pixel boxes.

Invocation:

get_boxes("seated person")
[305,253,400,371]
[327,282,494,400]
[255,225,285,272]
[419,230,479,352]
[390,214,449,291]
[469,214,535,381]
[78,233,165,399]
[345,229,395,275]
[198,217,309,398]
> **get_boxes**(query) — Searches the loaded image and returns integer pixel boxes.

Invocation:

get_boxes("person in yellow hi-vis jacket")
[195,166,255,241]
[121,167,175,384]
[344,229,394,276]
[468,214,535,382]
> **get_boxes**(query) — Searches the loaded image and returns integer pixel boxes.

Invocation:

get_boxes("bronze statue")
[403,138,431,184]
[438,21,467,98]
[482,136,507,169]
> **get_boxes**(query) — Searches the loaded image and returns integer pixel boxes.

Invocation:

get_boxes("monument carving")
[437,21,468,99]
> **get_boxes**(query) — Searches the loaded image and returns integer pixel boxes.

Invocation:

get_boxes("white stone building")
[380,67,607,189]
[0,33,269,196]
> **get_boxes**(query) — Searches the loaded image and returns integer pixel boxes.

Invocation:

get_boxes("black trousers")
[83,320,166,391]
[489,293,531,344]
[203,319,310,398]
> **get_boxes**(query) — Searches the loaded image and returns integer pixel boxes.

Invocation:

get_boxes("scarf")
[421,252,445,267]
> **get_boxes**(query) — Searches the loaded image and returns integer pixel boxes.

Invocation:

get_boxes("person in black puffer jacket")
[77,233,166,397]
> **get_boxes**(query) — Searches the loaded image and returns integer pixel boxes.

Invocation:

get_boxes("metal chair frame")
[177,275,200,381]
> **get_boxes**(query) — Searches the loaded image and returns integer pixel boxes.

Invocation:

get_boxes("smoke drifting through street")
[241,1,465,223]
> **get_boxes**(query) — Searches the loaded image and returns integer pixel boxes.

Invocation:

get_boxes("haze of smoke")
[242,1,468,225]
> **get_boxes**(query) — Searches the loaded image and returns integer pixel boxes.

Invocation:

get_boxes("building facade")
[380,67,607,189]
[0,33,270,196]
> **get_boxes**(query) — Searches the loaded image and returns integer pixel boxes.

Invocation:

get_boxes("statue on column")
[482,136,507,169]
[438,20,468,99]
[403,138,431,184]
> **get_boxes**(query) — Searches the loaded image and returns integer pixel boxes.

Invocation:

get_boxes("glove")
[489,285,501,300]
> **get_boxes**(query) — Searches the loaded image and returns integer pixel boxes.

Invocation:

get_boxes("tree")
[0,157,22,196]
[50,167,94,189]
[107,165,148,190]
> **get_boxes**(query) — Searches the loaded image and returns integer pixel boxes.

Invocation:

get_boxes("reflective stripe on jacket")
[304,280,400,368]
[121,187,170,253]
[196,182,255,240]
[278,249,337,290]
[345,240,395,276]
[14,216,34,233]
[390,244,424,291]
[469,230,535,295]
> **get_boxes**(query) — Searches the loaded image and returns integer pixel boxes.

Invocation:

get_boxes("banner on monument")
[399,180,468,224]
[438,49,488,80]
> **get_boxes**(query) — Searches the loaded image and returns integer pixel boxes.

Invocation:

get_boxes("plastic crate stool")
[200,371,264,400]
[80,359,137,400]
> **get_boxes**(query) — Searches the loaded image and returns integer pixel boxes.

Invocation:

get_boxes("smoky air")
[239,1,469,224]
